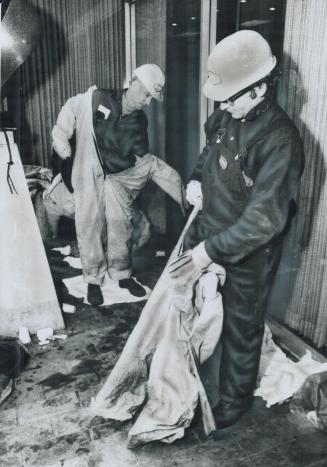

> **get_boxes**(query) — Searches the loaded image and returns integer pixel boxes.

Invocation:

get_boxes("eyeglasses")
[219,82,258,105]
[153,82,164,99]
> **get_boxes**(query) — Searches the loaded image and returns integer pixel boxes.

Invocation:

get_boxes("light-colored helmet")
[203,30,276,102]
[133,64,165,102]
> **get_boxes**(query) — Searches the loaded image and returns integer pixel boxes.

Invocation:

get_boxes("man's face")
[219,90,258,120]
[128,78,152,110]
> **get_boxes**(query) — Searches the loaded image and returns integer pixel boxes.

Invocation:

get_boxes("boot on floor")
[87,284,104,306]
[119,278,146,297]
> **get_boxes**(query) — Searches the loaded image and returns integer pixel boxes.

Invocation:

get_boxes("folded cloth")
[63,274,151,305]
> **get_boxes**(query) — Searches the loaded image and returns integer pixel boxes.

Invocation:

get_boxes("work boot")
[213,399,251,429]
[87,284,104,306]
[119,278,146,297]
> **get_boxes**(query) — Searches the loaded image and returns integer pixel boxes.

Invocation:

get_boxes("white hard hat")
[203,30,277,102]
[133,64,165,102]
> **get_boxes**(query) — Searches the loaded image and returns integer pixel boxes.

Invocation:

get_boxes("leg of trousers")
[74,171,107,286]
[103,177,134,280]
[103,154,185,280]
[76,154,185,283]
[218,246,282,407]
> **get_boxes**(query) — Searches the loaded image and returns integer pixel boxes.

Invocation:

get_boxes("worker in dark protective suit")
[182,30,304,428]
[52,65,186,305]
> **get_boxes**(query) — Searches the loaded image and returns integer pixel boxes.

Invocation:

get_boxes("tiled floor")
[1,243,327,467]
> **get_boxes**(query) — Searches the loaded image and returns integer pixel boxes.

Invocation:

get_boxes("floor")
[1,240,327,467]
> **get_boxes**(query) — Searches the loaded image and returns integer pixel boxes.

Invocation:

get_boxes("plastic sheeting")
[90,205,228,446]
[0,131,64,335]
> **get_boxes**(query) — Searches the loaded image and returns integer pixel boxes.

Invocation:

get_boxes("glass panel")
[216,0,286,62]
[238,0,286,63]
[216,0,238,42]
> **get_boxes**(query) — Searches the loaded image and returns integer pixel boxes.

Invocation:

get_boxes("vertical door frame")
[124,0,136,87]
[199,0,217,151]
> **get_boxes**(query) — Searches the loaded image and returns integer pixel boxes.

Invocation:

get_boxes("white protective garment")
[91,206,226,447]
[52,87,186,284]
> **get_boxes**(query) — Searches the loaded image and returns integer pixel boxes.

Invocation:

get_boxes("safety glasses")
[219,82,258,105]
[153,82,164,99]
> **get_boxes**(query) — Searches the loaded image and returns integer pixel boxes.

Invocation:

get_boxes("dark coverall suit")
[184,100,304,408]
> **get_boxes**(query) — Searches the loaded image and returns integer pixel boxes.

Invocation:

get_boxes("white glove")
[186,180,203,207]
[192,242,226,285]
[192,241,212,269]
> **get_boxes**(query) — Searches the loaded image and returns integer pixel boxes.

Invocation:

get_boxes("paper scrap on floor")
[63,256,82,269]
[63,274,151,305]
[257,329,327,407]
[52,245,71,255]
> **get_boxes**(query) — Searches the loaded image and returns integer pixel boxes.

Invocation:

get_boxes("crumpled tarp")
[90,205,227,447]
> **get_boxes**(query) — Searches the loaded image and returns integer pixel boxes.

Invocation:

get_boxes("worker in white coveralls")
[182,31,304,429]
[52,64,186,305]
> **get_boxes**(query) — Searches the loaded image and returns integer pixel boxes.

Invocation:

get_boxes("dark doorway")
[165,0,201,241]
[217,0,286,63]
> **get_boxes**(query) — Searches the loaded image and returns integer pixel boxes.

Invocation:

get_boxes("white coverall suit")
[52,86,185,284]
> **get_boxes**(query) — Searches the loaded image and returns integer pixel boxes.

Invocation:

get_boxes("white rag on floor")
[256,333,327,407]
[52,245,71,255]
[63,274,151,306]
[63,256,82,269]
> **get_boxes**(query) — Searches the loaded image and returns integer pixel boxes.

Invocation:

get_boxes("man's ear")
[256,82,267,97]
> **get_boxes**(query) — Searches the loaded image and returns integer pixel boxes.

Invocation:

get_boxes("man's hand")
[192,241,212,269]
[186,180,203,208]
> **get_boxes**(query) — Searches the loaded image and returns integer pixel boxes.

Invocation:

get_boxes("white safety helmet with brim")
[133,64,165,102]
[203,30,277,102]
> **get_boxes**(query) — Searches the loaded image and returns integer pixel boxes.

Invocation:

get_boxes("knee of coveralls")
[218,246,282,406]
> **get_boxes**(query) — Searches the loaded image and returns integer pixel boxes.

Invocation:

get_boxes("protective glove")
[192,242,226,284]
[186,180,203,208]
[192,241,212,270]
